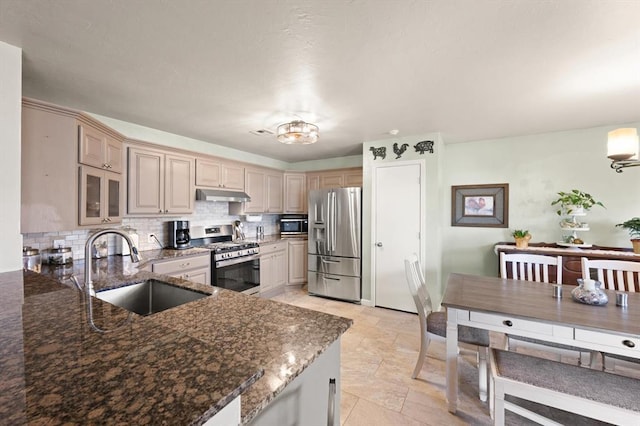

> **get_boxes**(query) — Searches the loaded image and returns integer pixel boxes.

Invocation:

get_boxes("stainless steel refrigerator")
[308,187,362,302]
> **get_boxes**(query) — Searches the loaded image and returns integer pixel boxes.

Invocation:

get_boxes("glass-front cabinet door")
[79,166,122,225]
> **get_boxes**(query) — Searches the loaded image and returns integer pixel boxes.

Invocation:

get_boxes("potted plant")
[615,217,640,254]
[550,189,605,216]
[512,229,532,249]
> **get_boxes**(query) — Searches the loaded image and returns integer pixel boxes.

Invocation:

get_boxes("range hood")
[196,189,251,202]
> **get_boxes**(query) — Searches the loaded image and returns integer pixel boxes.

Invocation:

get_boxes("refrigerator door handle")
[323,276,341,281]
[321,257,340,264]
[330,191,337,252]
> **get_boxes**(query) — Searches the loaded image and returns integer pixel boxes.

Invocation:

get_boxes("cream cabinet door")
[273,249,288,287]
[78,123,123,173]
[128,147,164,214]
[265,172,284,213]
[222,162,245,190]
[288,240,308,284]
[165,153,194,214]
[284,173,306,213]
[244,168,266,213]
[195,158,222,187]
[344,170,363,187]
[260,252,276,292]
[79,166,122,225]
[319,173,343,189]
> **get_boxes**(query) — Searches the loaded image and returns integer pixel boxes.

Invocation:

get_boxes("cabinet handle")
[102,163,109,169]
[327,378,336,426]
[159,209,163,213]
[107,218,112,222]
[623,339,636,348]
[180,263,191,268]
[165,209,168,213]
[503,320,513,327]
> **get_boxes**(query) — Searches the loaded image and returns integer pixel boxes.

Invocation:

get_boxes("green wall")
[439,122,640,304]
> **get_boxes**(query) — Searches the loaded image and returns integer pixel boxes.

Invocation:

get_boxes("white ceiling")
[1,0,639,163]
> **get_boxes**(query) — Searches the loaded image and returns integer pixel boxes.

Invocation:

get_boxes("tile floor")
[272,286,637,426]
[271,286,492,426]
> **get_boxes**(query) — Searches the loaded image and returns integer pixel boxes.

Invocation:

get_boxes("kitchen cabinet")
[78,122,123,173]
[79,166,122,225]
[260,240,288,296]
[307,167,363,191]
[195,157,244,190]
[236,167,283,214]
[288,239,308,285]
[21,98,125,233]
[127,146,195,215]
[284,172,307,213]
[248,339,341,426]
[151,253,210,285]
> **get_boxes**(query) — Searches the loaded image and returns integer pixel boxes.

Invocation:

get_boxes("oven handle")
[216,253,261,268]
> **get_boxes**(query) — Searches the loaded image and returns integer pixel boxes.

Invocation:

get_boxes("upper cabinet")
[127,145,195,215]
[195,158,244,190]
[78,123,123,173]
[284,172,307,213]
[21,98,125,233]
[236,166,283,214]
[307,167,363,191]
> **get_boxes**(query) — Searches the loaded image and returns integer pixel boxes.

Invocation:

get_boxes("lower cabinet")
[288,239,308,285]
[260,241,288,297]
[151,253,210,285]
[248,339,341,426]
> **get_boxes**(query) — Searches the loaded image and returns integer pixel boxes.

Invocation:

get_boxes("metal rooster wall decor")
[392,143,409,159]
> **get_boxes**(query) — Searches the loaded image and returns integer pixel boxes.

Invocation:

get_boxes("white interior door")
[373,163,422,313]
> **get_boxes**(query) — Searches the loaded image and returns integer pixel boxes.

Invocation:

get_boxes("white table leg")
[446,308,459,413]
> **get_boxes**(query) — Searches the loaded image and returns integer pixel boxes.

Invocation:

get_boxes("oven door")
[212,254,260,295]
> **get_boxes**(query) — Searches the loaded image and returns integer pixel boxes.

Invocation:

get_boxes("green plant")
[550,189,605,215]
[616,217,640,239]
[511,229,530,238]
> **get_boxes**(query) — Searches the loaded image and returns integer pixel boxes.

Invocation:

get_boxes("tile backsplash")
[22,201,280,260]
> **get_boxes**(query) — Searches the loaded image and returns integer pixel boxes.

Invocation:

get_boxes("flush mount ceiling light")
[276,120,319,144]
[607,128,640,172]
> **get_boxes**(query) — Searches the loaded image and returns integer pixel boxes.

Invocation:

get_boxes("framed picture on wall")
[451,183,509,227]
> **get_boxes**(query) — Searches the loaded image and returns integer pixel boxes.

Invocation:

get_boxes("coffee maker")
[168,221,191,249]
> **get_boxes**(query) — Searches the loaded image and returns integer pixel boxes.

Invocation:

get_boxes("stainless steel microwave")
[280,215,308,236]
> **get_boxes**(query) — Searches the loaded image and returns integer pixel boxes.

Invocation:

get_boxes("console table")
[494,242,640,288]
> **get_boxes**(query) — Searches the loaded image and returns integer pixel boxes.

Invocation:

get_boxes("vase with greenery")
[550,189,605,216]
[616,217,640,254]
[512,229,532,249]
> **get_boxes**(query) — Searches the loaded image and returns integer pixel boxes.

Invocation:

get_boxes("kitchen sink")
[96,279,208,316]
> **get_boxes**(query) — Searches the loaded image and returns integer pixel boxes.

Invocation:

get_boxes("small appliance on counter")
[168,220,192,249]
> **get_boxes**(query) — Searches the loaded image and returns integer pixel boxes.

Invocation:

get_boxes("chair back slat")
[404,254,432,317]
[499,252,562,284]
[582,257,640,292]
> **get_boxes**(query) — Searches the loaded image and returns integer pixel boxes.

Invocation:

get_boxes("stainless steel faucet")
[83,228,141,333]
[84,228,141,296]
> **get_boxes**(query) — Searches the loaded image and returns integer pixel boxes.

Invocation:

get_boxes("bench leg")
[493,379,505,426]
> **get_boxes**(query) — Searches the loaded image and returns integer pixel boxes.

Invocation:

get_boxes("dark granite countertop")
[1,250,352,425]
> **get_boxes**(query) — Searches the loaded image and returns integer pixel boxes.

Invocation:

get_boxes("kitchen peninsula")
[0,252,352,425]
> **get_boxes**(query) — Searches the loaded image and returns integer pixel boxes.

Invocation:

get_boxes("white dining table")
[442,273,640,413]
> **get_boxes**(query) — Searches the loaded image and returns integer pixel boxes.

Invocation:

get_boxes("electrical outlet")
[147,233,155,244]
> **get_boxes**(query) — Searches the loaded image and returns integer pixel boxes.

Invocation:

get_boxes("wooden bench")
[490,348,640,425]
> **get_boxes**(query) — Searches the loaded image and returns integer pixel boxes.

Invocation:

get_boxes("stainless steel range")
[190,225,260,295]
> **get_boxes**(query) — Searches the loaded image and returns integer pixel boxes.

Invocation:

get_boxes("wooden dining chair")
[582,257,640,371]
[404,254,491,402]
[581,257,640,292]
[499,252,562,284]
[499,252,594,366]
